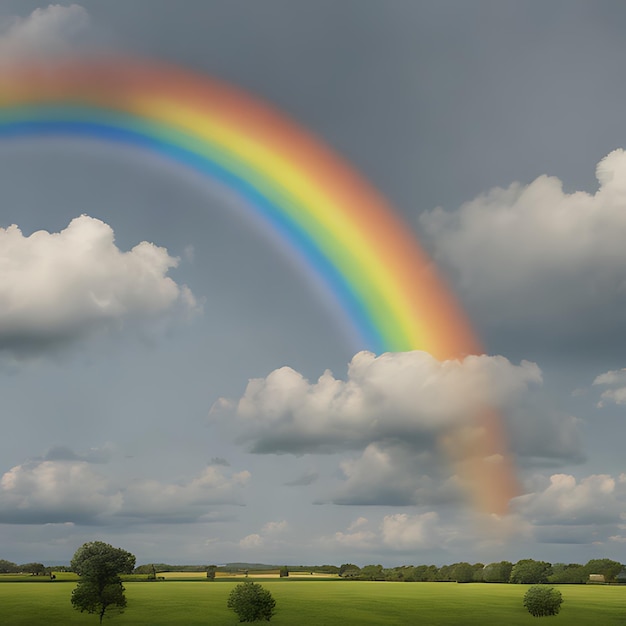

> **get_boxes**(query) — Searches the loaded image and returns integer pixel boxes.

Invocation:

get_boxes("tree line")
[3,555,623,585]
[0,559,62,575]
[336,558,625,584]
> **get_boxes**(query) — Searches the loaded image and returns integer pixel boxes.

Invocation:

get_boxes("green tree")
[549,563,585,584]
[440,563,454,581]
[20,562,45,575]
[0,559,18,573]
[227,581,276,622]
[483,561,513,583]
[206,565,217,580]
[70,542,136,624]
[452,562,474,583]
[583,558,623,583]
[510,559,552,584]
[279,566,289,578]
[339,563,361,578]
[339,563,360,577]
[523,585,563,617]
[359,564,384,581]
[472,563,485,582]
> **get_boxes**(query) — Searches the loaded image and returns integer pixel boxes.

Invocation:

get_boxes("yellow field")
[156,571,209,579]
[156,570,340,580]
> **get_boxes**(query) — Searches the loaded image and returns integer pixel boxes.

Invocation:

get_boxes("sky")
[1,1,626,568]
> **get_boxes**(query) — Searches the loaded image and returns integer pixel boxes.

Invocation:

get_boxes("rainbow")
[0,59,517,512]
[0,58,478,359]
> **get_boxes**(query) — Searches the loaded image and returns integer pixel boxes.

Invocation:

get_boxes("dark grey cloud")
[209,457,230,467]
[283,471,318,487]
[43,445,112,464]
[329,444,459,507]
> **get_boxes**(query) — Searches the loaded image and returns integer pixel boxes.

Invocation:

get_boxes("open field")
[0,580,625,625]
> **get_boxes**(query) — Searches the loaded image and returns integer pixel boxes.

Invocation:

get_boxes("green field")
[1,580,625,625]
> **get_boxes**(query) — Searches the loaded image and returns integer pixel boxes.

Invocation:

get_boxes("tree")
[510,559,552,584]
[0,559,18,573]
[549,563,585,584]
[227,581,276,622]
[339,563,361,579]
[583,559,623,583]
[451,562,474,583]
[20,562,45,575]
[472,563,485,582]
[523,585,563,617]
[483,561,513,583]
[359,564,384,581]
[339,563,360,577]
[70,542,136,624]
[279,566,289,578]
[207,565,217,580]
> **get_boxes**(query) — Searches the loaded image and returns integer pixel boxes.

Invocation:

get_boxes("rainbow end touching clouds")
[0,58,518,514]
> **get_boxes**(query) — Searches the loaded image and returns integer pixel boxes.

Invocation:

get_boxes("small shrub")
[227,581,276,622]
[523,585,563,617]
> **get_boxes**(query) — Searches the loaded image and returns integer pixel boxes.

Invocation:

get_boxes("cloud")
[0,460,122,524]
[209,457,230,467]
[332,517,377,549]
[329,512,447,552]
[215,350,584,495]
[513,473,626,527]
[239,533,263,549]
[0,4,90,59]
[0,215,197,356]
[43,444,113,464]
[380,512,444,550]
[0,458,250,525]
[323,471,626,555]
[420,150,626,348]
[593,368,626,406]
[347,517,369,531]
[120,466,251,522]
[283,470,319,487]
[215,350,542,455]
[262,520,288,534]
[331,443,461,506]
[238,520,289,550]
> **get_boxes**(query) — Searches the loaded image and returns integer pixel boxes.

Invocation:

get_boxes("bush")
[523,585,563,617]
[227,581,276,622]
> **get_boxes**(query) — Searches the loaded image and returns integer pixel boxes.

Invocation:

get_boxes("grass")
[0,581,625,625]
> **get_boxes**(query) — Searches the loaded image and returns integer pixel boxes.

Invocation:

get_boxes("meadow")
[0,579,625,625]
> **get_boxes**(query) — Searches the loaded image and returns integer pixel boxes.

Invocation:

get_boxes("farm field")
[0,580,625,625]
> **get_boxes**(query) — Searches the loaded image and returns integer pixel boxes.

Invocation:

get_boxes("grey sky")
[1,1,626,567]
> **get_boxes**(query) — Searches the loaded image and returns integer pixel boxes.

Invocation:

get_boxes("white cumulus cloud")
[593,368,626,406]
[381,512,444,550]
[0,457,249,525]
[215,350,583,479]
[420,149,626,345]
[513,473,626,527]
[0,460,122,524]
[0,215,197,355]
[216,350,541,455]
